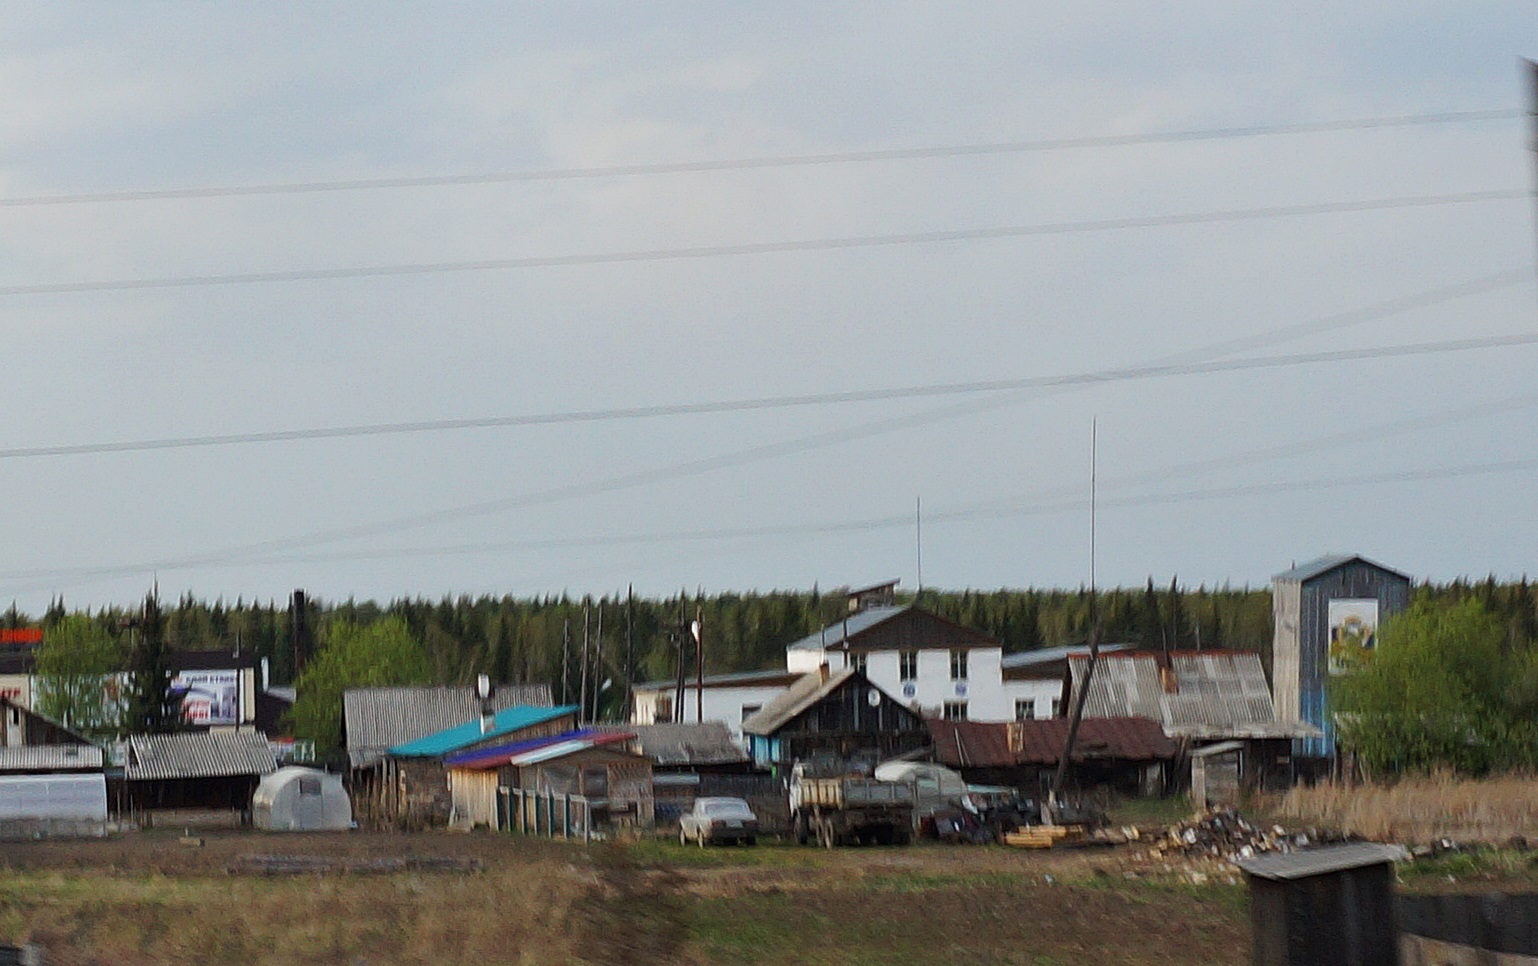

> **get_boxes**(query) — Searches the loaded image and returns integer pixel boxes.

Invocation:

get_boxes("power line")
[1,329,1533,595]
[0,109,1518,210]
[0,305,1530,461]
[0,188,1522,299]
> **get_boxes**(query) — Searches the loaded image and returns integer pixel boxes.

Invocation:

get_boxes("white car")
[679,797,759,846]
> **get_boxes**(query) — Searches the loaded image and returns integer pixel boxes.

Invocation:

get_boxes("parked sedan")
[679,797,759,846]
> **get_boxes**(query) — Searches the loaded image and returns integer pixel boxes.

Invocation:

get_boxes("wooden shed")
[445,730,654,831]
[741,668,925,774]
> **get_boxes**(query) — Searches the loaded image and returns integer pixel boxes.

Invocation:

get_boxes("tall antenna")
[915,495,924,597]
[1526,59,1538,303]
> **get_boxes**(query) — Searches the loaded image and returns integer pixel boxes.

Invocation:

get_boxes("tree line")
[10,577,1534,757]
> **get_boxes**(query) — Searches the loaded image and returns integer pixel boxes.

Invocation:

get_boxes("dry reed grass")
[1279,774,1538,844]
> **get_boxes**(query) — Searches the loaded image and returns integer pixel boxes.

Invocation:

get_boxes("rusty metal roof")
[927,717,1175,768]
[124,731,277,781]
[343,683,553,767]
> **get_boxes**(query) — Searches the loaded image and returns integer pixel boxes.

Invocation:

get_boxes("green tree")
[124,593,183,734]
[34,614,125,739]
[1333,598,1538,776]
[288,617,432,753]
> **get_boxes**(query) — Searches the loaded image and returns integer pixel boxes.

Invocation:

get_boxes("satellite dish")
[475,674,492,701]
[866,689,882,707]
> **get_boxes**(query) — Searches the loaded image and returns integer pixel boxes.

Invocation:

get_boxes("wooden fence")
[1399,893,1538,964]
[497,787,594,841]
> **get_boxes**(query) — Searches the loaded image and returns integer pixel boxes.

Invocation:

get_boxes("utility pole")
[623,584,635,723]
[561,618,570,707]
[592,600,604,722]
[692,606,704,724]
[579,600,590,723]
[1051,418,1099,815]
[915,495,924,601]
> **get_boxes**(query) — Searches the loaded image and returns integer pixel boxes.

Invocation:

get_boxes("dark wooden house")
[741,668,925,775]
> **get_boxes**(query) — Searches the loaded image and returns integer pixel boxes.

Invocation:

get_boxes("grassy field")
[1279,775,1538,845]
[0,831,1252,965]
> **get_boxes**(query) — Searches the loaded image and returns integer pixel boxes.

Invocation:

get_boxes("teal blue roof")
[389,704,578,758]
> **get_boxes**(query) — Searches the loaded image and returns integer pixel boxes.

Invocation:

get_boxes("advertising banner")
[1328,598,1380,675]
[171,669,240,726]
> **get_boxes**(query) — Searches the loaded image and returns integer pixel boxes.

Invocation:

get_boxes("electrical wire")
[0,189,1522,298]
[0,109,1518,209]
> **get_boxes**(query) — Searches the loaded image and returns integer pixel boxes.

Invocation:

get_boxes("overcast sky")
[1,3,1534,614]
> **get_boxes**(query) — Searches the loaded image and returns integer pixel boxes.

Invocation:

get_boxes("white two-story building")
[631,582,1103,738]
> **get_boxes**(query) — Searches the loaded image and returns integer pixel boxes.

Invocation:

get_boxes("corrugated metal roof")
[1067,651,1322,740]
[124,731,277,781]
[0,744,105,771]
[1000,643,1134,671]
[343,684,553,767]
[632,668,801,692]
[783,606,910,651]
[740,668,857,735]
[927,717,1174,768]
[389,704,577,758]
[1273,554,1412,583]
[625,722,748,766]
[444,728,636,770]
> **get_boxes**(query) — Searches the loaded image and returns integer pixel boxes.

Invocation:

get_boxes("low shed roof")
[343,684,554,766]
[927,717,1175,769]
[625,722,748,767]
[124,731,276,781]
[0,744,105,772]
[389,704,577,758]
[444,729,637,770]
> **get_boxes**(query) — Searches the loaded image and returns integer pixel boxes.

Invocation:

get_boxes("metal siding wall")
[1296,562,1412,759]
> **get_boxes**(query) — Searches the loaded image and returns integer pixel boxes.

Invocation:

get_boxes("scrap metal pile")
[1144,807,1357,864]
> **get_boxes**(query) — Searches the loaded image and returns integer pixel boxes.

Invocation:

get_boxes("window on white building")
[899,650,918,680]
[943,701,968,721]
[1049,698,1061,717]
[949,649,968,681]
[1014,699,1035,721]
[741,704,761,722]
[655,695,672,723]
[850,652,868,674]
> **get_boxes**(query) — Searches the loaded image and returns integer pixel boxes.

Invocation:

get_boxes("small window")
[741,704,761,723]
[1049,698,1061,717]
[943,701,968,721]
[949,649,968,681]
[850,652,868,675]
[297,777,322,796]
[1014,699,1035,721]
[899,650,918,681]
[655,695,673,723]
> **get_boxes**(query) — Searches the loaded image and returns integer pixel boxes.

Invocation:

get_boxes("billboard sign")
[1328,598,1380,675]
[171,669,240,726]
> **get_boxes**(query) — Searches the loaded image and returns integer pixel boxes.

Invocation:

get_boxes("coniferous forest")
[5,577,1534,730]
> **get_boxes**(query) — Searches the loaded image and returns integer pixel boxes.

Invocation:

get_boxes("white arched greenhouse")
[252,766,352,831]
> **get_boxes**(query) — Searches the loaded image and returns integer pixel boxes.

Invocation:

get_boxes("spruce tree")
[125,593,182,734]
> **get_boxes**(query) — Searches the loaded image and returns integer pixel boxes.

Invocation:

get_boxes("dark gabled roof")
[389,704,578,758]
[927,717,1175,769]
[342,683,553,767]
[124,731,277,781]
[623,722,748,767]
[1273,554,1413,583]
[784,605,999,652]
[742,669,856,735]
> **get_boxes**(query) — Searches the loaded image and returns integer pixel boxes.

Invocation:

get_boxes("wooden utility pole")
[1050,419,1099,813]
[561,618,570,707]
[592,601,604,722]
[579,601,590,722]
[623,584,635,722]
[693,606,704,724]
